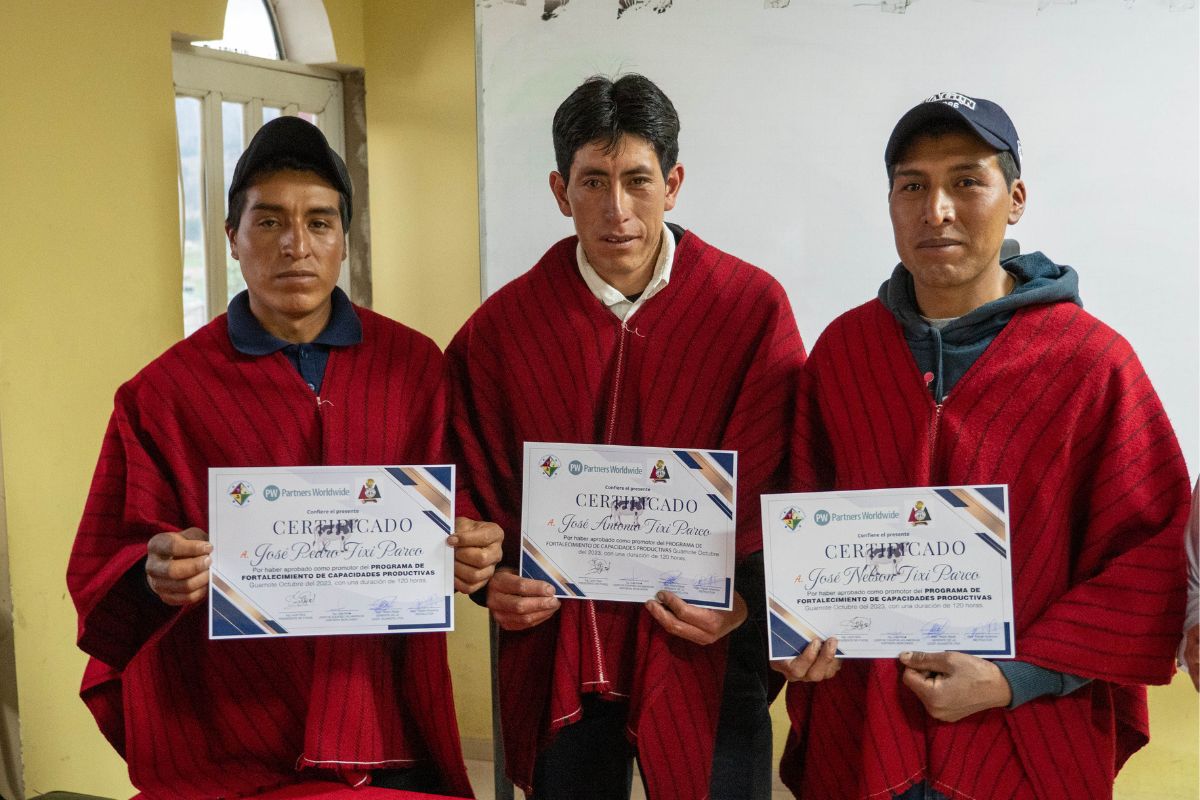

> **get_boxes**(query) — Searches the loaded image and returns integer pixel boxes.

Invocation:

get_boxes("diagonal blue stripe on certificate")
[424,509,451,533]
[708,493,733,519]
[974,529,1008,558]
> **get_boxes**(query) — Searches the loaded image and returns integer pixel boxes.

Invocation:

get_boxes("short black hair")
[225,155,350,230]
[887,118,1020,189]
[552,74,681,182]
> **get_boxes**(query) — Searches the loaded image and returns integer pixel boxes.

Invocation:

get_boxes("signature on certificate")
[843,616,871,631]
[286,590,316,607]
[921,618,950,638]
[658,571,683,590]
[369,597,397,614]
[586,558,612,576]
[410,595,441,613]
[968,620,1001,637]
[693,574,720,591]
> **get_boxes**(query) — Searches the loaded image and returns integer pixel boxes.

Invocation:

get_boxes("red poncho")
[448,232,805,798]
[67,310,472,799]
[782,299,1189,800]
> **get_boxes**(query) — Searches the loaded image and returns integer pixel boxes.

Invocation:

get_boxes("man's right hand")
[146,527,212,606]
[486,567,560,631]
[770,637,841,683]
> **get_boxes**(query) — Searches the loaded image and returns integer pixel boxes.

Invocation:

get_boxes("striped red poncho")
[67,310,472,799]
[448,232,805,798]
[782,299,1189,800]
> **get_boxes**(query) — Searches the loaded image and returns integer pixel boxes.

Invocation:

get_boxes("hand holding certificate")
[520,443,737,610]
[762,486,1015,659]
[208,465,456,638]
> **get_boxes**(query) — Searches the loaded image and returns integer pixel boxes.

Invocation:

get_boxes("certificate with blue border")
[762,485,1015,659]
[520,442,737,609]
[208,465,455,639]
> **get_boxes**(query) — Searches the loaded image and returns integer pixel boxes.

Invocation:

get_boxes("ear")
[1007,178,1026,225]
[549,171,572,218]
[225,223,240,260]
[662,162,685,212]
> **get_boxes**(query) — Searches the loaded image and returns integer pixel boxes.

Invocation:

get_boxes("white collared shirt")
[577,222,676,322]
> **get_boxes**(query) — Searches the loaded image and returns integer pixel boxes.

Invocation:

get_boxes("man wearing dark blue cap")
[775,93,1189,799]
[68,116,501,798]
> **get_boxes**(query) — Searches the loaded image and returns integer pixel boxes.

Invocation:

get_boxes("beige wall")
[0,1,1193,798]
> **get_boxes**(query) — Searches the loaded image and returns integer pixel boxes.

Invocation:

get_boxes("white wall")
[476,0,1198,473]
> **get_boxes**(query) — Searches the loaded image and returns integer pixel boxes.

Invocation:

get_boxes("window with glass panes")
[173,0,346,335]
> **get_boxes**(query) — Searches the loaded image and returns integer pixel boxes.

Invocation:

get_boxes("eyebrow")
[894,160,993,177]
[249,202,340,216]
[576,164,657,178]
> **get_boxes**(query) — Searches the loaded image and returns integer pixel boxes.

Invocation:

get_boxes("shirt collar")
[226,286,363,355]
[577,221,675,311]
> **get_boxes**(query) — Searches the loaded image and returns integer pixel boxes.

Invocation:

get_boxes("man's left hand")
[645,589,747,646]
[447,518,504,594]
[899,650,1012,722]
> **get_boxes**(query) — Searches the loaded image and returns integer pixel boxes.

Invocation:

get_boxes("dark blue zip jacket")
[878,252,1082,403]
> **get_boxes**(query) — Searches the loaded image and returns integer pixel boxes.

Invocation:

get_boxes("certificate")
[520,442,737,609]
[762,486,1014,659]
[208,465,455,639]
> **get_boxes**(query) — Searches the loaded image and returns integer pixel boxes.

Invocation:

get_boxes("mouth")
[275,270,319,280]
[599,234,638,246]
[916,238,964,250]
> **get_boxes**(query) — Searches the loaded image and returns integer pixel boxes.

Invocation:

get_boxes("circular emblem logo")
[568,460,584,475]
[228,481,254,507]
[263,485,281,502]
[814,509,831,526]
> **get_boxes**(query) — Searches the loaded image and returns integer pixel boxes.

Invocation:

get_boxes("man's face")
[226,169,345,338]
[549,134,683,292]
[888,131,1025,300]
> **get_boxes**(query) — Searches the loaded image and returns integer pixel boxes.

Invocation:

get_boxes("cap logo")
[924,91,976,111]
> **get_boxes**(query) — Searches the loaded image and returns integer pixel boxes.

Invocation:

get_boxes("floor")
[463,758,795,800]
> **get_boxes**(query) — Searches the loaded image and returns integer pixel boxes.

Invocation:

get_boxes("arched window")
[195,0,283,60]
[174,0,347,335]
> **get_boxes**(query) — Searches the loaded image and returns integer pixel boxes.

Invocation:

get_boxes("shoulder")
[1014,302,1138,370]
[673,230,794,314]
[809,299,892,360]
[452,236,579,343]
[121,315,231,400]
[354,304,443,360]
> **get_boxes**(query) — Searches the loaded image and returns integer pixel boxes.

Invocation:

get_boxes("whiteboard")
[475,0,1199,474]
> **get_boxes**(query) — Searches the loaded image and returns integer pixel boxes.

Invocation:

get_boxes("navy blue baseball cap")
[228,116,353,224]
[885,91,1021,174]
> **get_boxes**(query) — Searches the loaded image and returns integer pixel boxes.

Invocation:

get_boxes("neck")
[589,228,663,297]
[249,299,332,344]
[915,265,1014,320]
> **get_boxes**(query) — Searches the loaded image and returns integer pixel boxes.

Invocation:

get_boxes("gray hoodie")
[878,252,1081,403]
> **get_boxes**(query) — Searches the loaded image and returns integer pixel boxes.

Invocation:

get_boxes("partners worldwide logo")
[781,507,804,531]
[228,481,253,507]
[263,485,281,502]
[540,455,560,478]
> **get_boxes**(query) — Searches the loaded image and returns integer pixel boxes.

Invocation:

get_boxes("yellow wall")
[0,3,226,796]
[359,0,493,744]
[0,1,1194,798]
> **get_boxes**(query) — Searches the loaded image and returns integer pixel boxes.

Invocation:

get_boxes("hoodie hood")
[878,252,1082,401]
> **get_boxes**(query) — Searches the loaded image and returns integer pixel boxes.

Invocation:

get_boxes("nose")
[603,184,629,220]
[923,187,954,226]
[280,221,310,258]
